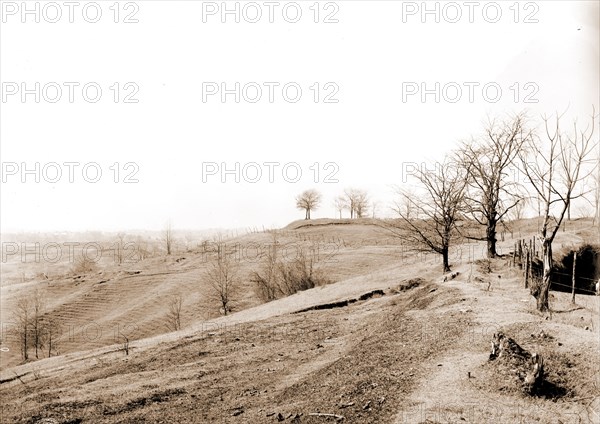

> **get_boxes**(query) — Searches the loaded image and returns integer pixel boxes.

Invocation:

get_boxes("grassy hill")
[0,221,403,369]
[1,218,599,423]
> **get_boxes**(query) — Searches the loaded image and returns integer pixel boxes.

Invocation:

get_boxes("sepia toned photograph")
[1,1,599,422]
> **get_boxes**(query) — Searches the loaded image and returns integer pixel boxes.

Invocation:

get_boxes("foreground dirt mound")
[488,332,544,395]
[392,278,426,292]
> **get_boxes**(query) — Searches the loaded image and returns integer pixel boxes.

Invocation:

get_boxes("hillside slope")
[0,222,401,369]
[1,255,598,423]
[1,219,599,423]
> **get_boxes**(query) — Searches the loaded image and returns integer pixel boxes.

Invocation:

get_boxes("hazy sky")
[1,0,599,232]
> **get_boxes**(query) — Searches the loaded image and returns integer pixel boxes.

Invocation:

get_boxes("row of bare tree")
[390,109,598,312]
[296,188,371,220]
[164,236,330,333]
[10,290,61,361]
[251,233,329,302]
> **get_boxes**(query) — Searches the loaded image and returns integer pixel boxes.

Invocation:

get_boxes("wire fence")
[549,280,599,295]
[552,270,599,283]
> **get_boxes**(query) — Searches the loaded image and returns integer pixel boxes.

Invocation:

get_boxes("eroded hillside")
[1,219,599,423]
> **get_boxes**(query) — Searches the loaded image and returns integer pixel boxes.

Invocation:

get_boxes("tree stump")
[489,332,544,394]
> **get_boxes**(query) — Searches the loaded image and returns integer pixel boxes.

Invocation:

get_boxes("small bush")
[72,255,98,275]
[252,245,331,301]
[278,250,327,296]
[475,258,492,274]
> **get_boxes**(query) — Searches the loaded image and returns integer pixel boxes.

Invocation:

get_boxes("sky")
[1,0,599,232]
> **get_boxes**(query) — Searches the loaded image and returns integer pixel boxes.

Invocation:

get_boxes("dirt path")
[395,262,600,424]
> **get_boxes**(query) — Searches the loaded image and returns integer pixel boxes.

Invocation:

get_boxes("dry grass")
[1,284,454,423]
[0,221,424,370]
[1,217,599,423]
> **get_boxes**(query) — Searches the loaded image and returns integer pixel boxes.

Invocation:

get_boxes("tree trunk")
[23,325,28,361]
[535,241,552,312]
[486,220,497,258]
[34,315,40,359]
[442,248,451,273]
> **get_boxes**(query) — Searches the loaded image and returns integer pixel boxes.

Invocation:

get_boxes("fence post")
[528,248,533,285]
[524,248,530,288]
[512,242,516,267]
[529,239,533,260]
[571,252,577,304]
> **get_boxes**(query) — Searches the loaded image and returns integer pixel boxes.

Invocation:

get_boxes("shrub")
[252,244,331,301]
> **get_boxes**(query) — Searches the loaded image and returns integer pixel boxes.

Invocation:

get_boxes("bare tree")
[31,290,46,359]
[72,253,98,274]
[163,221,173,255]
[389,158,468,273]
[394,189,418,220]
[354,191,369,218]
[575,203,595,219]
[44,316,61,358]
[204,242,239,315]
[135,235,152,261]
[575,170,599,219]
[277,245,325,295]
[252,234,333,302]
[296,189,322,220]
[115,232,126,265]
[371,200,380,218]
[333,196,347,219]
[457,114,531,258]
[13,296,31,361]
[344,188,369,218]
[165,294,183,331]
[12,291,53,361]
[509,197,527,221]
[251,232,280,301]
[595,141,600,227]
[184,234,195,252]
[519,109,598,311]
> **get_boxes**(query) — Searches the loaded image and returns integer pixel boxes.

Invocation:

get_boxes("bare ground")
[2,260,598,423]
[1,220,599,423]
